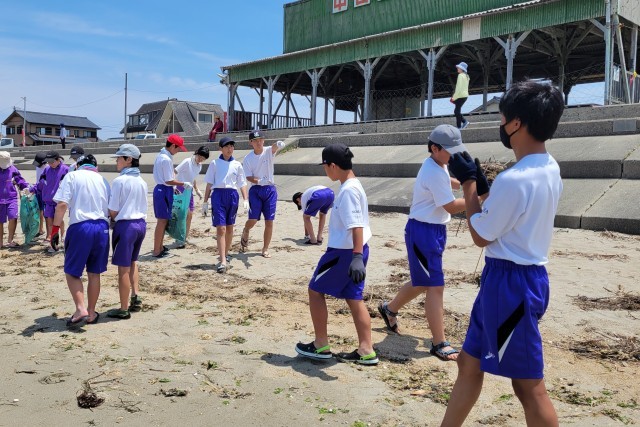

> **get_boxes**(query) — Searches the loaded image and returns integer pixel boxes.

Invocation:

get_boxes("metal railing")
[232,111,312,131]
[610,66,640,104]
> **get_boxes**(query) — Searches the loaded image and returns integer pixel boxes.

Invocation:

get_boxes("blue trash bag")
[166,188,191,243]
[20,194,41,244]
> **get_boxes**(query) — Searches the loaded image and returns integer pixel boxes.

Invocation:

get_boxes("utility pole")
[124,73,128,140]
[21,97,26,147]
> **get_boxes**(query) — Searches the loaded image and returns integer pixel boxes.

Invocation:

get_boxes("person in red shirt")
[208,116,224,142]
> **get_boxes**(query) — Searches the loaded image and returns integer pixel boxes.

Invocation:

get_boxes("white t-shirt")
[408,157,455,224]
[470,153,563,266]
[204,157,247,189]
[153,148,174,186]
[109,174,148,221]
[175,157,202,184]
[301,185,327,209]
[53,169,110,226]
[242,148,276,186]
[327,178,372,249]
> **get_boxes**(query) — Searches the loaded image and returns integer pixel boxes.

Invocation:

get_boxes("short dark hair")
[165,141,173,149]
[427,141,443,153]
[499,80,564,142]
[130,157,140,168]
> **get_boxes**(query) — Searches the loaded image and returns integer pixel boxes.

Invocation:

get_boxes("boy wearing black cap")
[240,131,286,258]
[442,80,564,426]
[203,137,248,273]
[42,150,69,248]
[295,143,377,365]
[174,145,209,247]
[68,145,85,171]
[52,154,110,326]
[292,186,334,245]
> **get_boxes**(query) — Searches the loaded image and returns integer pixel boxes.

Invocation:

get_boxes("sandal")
[66,314,87,327]
[5,241,19,248]
[430,341,459,361]
[107,309,131,320]
[217,263,227,274]
[261,251,271,258]
[86,312,100,325]
[130,295,142,312]
[304,239,319,245]
[377,302,399,333]
[240,234,249,253]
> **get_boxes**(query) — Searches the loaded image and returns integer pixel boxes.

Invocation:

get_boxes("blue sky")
[0,1,286,139]
[1,1,604,139]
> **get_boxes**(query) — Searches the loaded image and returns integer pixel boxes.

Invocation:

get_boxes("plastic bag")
[166,188,191,243]
[20,194,41,244]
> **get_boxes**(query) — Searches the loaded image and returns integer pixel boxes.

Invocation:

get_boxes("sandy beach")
[0,199,639,426]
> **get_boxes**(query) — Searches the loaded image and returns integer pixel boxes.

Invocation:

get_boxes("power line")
[27,89,124,109]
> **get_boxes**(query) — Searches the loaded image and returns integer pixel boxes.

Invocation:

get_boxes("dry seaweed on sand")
[564,334,640,363]
[479,158,508,183]
[572,291,640,311]
[77,374,106,409]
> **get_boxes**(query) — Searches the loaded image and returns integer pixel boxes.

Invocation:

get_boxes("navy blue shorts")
[304,188,334,217]
[463,257,550,379]
[64,220,109,278]
[153,185,173,220]
[309,244,369,300]
[212,188,239,227]
[112,219,146,267]
[248,185,277,221]
[405,219,447,287]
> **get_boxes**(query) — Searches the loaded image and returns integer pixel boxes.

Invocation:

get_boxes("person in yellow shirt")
[450,62,470,130]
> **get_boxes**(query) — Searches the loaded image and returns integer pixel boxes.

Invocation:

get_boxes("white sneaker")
[461,120,470,129]
[47,247,57,254]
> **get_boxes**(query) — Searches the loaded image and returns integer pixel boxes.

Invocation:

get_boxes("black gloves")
[475,158,490,197]
[348,253,366,283]
[448,152,477,184]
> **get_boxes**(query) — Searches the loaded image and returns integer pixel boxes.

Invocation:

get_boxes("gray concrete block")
[622,144,640,179]
[613,119,638,133]
[581,179,640,235]
[554,179,617,229]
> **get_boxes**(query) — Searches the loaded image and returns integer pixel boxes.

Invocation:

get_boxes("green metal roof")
[224,0,605,83]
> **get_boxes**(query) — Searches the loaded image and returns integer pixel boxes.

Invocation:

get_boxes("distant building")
[1,109,100,146]
[123,99,224,139]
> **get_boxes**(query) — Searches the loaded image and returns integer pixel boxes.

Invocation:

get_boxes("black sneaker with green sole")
[295,342,332,360]
[336,349,379,365]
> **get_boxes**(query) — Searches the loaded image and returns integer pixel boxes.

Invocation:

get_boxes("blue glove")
[448,152,477,184]
[348,253,366,283]
[475,158,490,196]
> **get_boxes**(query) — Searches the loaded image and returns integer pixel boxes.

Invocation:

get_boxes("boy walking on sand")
[174,145,209,247]
[441,80,564,427]
[295,143,377,365]
[107,144,148,320]
[52,154,110,327]
[378,125,488,361]
[240,131,285,258]
[152,134,189,258]
[202,137,248,274]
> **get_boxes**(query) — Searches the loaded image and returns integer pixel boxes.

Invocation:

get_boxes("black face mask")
[499,122,519,149]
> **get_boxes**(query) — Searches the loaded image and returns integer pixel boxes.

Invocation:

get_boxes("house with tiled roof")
[2,109,100,146]
[123,99,224,139]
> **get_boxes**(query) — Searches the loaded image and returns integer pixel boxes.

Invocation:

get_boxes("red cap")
[167,134,187,151]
